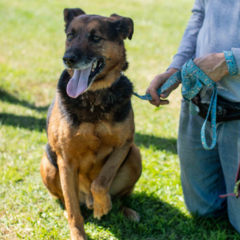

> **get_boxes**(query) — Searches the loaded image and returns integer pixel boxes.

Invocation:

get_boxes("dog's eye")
[92,35,101,43]
[67,34,74,41]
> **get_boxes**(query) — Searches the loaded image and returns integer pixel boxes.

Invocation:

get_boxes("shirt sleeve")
[231,48,240,75]
[168,0,205,70]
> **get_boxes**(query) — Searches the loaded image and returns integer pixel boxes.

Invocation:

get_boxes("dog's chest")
[65,121,124,162]
[58,71,133,126]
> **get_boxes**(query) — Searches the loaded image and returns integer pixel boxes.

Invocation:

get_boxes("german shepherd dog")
[40,8,142,240]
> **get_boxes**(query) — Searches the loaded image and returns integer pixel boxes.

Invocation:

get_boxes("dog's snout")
[63,54,78,67]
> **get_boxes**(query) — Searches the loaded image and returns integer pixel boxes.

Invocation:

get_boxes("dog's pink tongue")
[66,65,92,98]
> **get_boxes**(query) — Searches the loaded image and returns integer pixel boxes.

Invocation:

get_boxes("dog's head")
[62,8,133,98]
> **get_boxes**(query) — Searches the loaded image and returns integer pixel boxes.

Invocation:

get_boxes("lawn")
[0,0,239,239]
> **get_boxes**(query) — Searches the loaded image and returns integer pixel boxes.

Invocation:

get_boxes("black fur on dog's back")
[57,70,133,127]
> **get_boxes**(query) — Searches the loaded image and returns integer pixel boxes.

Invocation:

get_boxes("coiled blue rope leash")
[133,51,238,151]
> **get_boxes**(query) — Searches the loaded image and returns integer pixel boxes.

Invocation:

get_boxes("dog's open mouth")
[66,58,104,98]
[89,58,104,81]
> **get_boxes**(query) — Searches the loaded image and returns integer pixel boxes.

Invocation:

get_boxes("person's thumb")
[160,81,181,99]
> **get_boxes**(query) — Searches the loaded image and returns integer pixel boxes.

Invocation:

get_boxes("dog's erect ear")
[110,14,134,40]
[64,8,85,31]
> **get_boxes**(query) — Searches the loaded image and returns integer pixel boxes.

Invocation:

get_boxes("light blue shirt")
[168,0,240,102]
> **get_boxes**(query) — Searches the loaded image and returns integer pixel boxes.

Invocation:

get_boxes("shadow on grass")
[0,113,46,132]
[76,193,236,240]
[135,132,177,154]
[0,88,48,112]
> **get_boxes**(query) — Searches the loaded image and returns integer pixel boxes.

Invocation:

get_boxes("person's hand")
[193,53,229,82]
[146,68,180,107]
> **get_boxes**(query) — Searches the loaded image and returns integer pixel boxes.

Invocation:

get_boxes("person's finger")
[149,98,169,106]
[146,87,151,95]
[159,99,169,105]
[147,72,179,106]
[160,81,180,98]
[149,89,161,106]
[149,100,159,107]
[149,100,155,105]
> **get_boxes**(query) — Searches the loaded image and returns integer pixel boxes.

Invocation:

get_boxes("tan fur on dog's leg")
[79,174,93,209]
[91,143,132,219]
[110,144,142,222]
[58,157,87,240]
[40,152,64,205]
[64,210,68,219]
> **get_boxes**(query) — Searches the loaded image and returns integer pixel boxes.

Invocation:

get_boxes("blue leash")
[133,51,238,150]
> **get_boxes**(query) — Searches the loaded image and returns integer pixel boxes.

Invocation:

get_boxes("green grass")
[0,0,239,239]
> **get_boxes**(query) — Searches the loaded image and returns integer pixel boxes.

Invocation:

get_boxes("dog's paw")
[93,193,112,220]
[122,207,140,222]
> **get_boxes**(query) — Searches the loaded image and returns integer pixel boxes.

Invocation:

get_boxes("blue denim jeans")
[178,100,240,232]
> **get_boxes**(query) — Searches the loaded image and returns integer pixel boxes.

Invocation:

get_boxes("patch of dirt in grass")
[0,222,18,240]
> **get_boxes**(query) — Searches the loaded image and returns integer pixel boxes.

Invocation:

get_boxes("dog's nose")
[62,54,78,67]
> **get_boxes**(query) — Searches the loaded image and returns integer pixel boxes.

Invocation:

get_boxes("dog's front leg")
[58,156,87,240]
[90,143,131,219]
